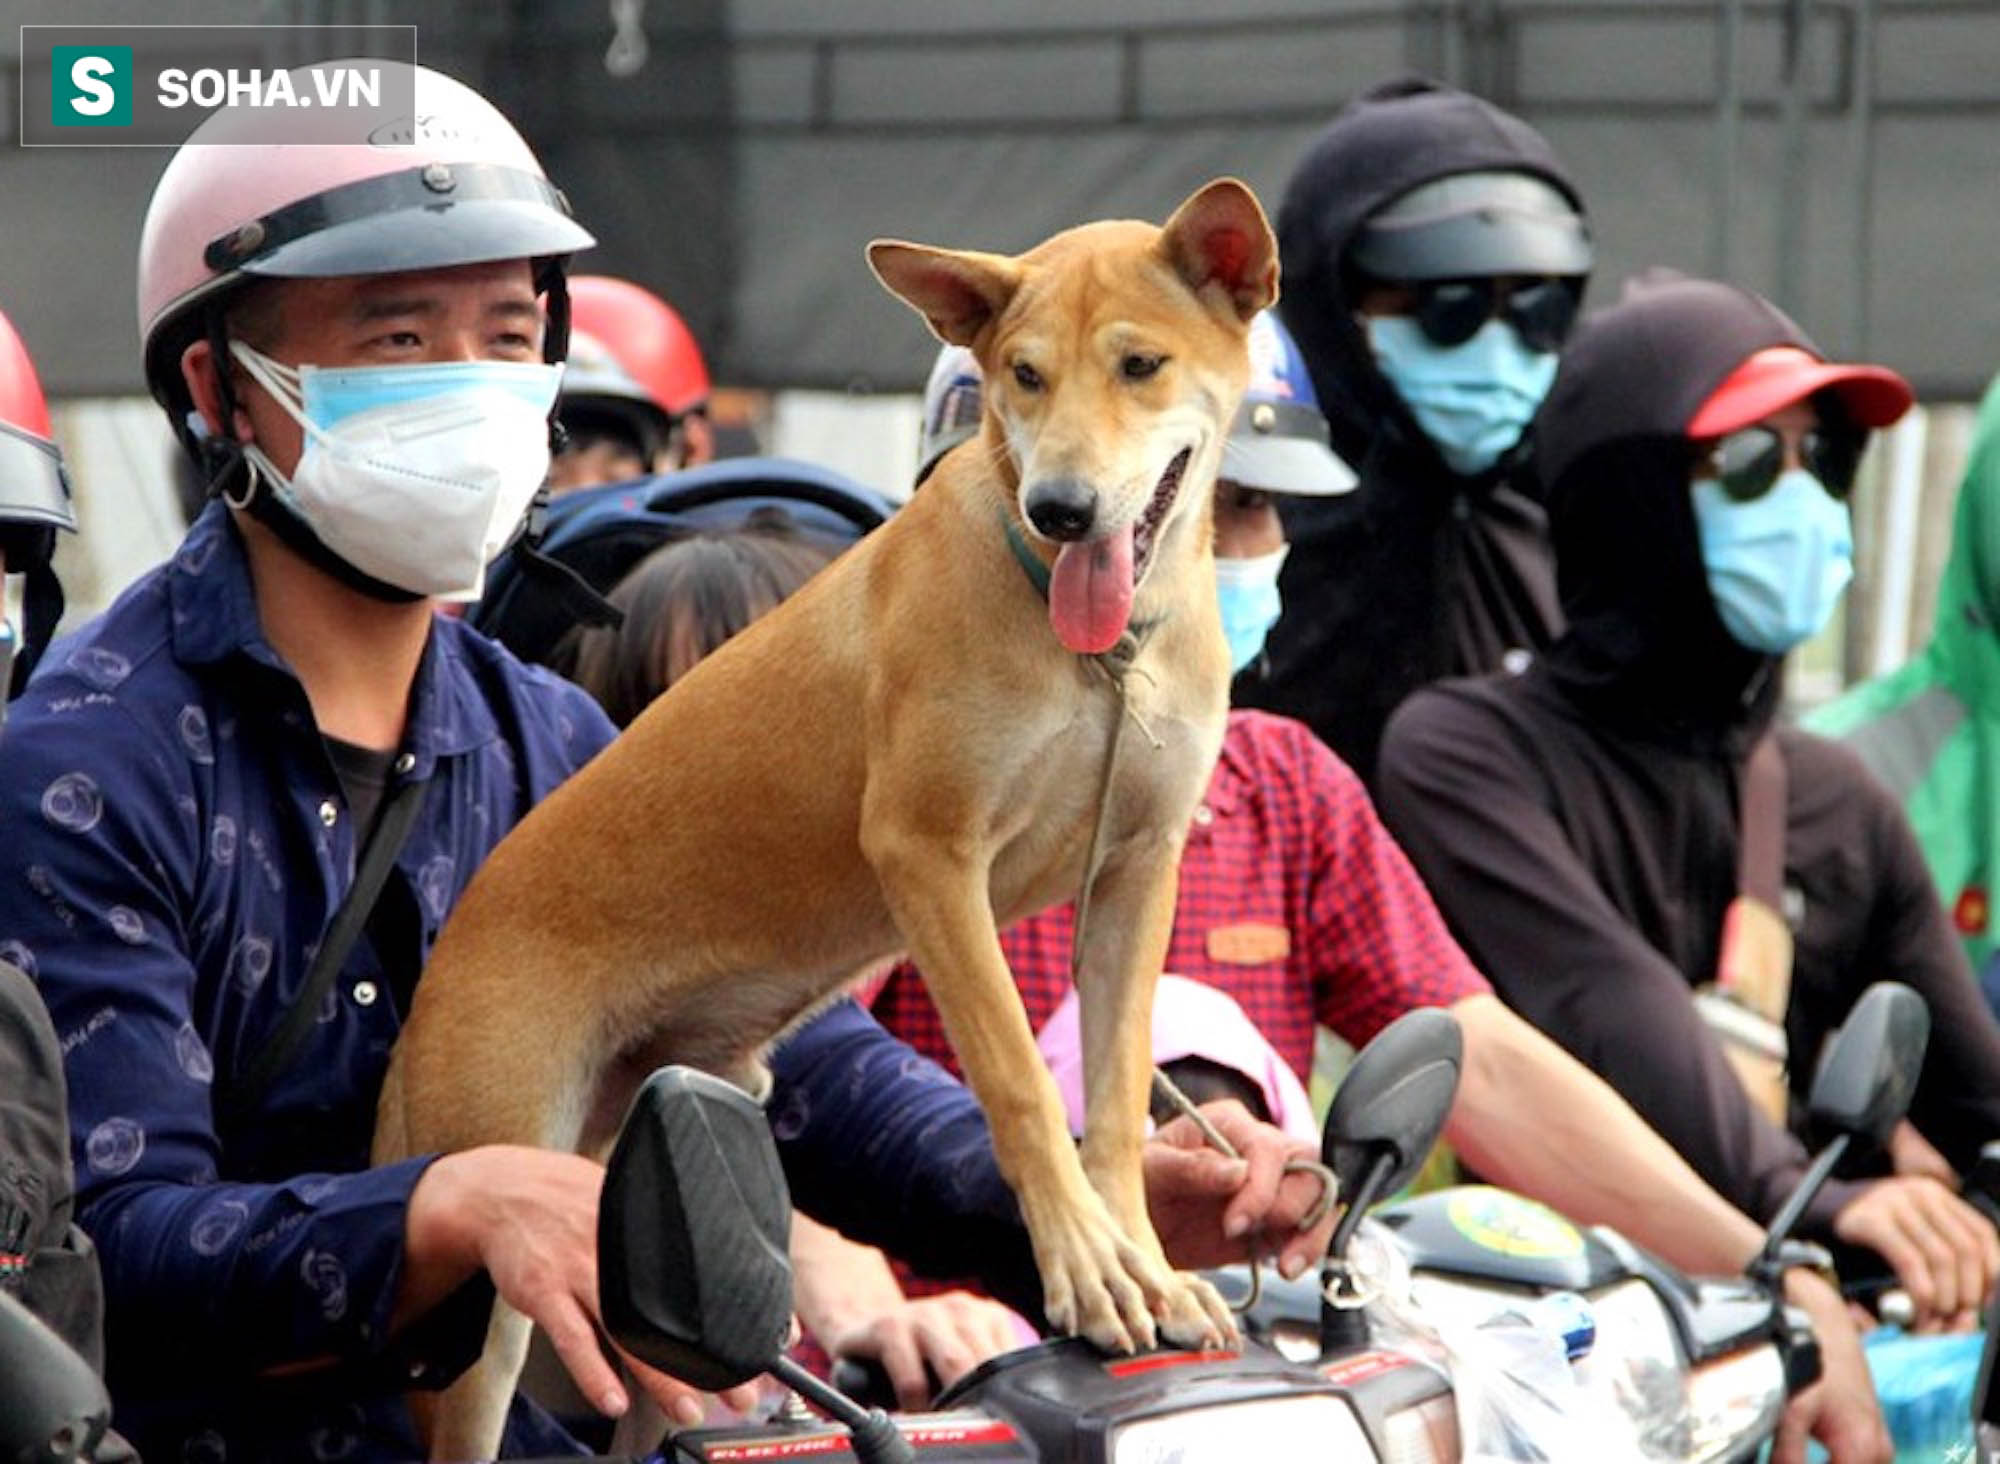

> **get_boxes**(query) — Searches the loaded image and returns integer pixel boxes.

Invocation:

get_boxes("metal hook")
[605,0,649,78]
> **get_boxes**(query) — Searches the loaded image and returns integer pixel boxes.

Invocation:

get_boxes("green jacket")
[1807,372,2000,991]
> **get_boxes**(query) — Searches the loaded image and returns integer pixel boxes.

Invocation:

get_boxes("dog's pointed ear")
[1160,179,1280,324]
[868,242,1022,348]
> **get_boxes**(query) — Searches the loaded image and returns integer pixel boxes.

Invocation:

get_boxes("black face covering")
[1237,77,1585,786]
[1274,75,1586,471]
[1535,272,1829,747]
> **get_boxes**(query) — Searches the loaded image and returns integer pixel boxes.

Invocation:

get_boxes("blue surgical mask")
[1692,468,1854,654]
[1366,316,1559,476]
[1215,545,1287,675]
[296,357,566,428]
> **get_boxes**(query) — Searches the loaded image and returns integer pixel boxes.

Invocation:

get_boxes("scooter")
[595,981,1934,1463]
[0,982,1928,1463]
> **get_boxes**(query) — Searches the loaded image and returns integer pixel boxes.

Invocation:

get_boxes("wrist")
[1775,1239,1839,1291]
[1774,1242,1843,1320]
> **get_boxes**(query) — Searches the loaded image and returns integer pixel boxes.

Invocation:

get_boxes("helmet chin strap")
[3,558,67,712]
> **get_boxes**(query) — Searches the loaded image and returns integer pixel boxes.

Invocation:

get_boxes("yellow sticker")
[1445,1186,1586,1259]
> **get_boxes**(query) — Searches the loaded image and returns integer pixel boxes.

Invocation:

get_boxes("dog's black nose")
[1025,478,1097,542]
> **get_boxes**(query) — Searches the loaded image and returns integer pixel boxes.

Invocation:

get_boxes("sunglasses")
[1411,277,1581,353]
[1700,421,1865,503]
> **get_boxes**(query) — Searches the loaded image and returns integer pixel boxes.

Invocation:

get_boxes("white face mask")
[230,340,564,601]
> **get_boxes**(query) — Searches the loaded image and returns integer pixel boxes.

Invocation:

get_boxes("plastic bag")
[1335,1219,1617,1463]
[1860,1325,1982,1464]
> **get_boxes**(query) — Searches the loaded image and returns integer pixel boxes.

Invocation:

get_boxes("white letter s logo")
[70,55,117,117]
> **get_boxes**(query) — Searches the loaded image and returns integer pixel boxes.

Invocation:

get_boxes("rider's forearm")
[1444,994,1769,1276]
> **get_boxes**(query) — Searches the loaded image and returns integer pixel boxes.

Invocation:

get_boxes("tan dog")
[373,177,1278,1458]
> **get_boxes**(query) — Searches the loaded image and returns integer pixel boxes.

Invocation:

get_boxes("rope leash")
[1067,636,1338,1314]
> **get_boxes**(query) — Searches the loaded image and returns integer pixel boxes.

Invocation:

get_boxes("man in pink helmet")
[0,61,717,1458]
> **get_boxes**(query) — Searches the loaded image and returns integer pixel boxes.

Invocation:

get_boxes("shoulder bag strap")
[218,775,430,1130]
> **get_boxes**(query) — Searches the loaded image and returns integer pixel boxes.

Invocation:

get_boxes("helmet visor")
[0,421,75,537]
[202,161,594,286]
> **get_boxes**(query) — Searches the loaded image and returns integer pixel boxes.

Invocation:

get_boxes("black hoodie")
[1234,78,1579,788]
[1375,274,2000,1240]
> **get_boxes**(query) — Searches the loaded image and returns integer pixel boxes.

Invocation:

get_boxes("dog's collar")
[1002,512,1053,600]
[1000,512,1161,653]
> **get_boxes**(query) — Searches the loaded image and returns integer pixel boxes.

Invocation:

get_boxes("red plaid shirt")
[867,709,1488,1080]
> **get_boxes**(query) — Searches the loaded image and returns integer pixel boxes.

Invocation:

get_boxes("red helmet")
[566,276,711,417]
[0,306,75,545]
[0,304,75,703]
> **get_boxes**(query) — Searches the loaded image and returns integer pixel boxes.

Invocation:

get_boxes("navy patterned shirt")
[0,503,616,1459]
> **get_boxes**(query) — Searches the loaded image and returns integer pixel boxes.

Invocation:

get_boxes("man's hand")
[1143,1099,1337,1280]
[403,1145,760,1426]
[1769,1268,1892,1464]
[829,1292,1026,1410]
[1833,1173,2000,1332]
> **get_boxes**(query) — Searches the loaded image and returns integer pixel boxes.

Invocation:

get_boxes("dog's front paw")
[1154,1270,1237,1351]
[1037,1211,1235,1355]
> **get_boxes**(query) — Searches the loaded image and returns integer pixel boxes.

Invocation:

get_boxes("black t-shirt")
[321,736,423,1020]
[322,735,396,847]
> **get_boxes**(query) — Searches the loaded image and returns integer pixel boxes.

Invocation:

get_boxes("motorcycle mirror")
[0,1289,112,1463]
[1804,980,1929,1148]
[1322,1006,1464,1214]
[1756,982,1930,1268]
[598,1065,795,1391]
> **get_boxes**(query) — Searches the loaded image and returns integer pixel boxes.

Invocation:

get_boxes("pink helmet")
[136,59,594,445]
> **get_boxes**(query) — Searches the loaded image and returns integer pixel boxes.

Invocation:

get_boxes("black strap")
[9,561,65,698]
[513,485,625,631]
[218,776,429,1129]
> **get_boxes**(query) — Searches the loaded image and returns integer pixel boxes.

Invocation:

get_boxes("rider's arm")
[0,692,487,1385]
[767,999,1047,1322]
[1374,684,1864,1236]
[1446,993,1771,1273]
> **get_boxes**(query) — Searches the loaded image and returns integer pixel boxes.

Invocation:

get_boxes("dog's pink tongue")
[1048,526,1135,655]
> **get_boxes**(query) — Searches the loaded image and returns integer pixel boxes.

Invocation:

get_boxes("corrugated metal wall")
[5,0,1996,667]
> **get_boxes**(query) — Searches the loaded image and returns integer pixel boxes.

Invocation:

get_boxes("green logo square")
[51,46,133,127]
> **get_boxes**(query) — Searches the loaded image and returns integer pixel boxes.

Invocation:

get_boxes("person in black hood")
[1378,271,2000,1340]
[1234,77,1589,788]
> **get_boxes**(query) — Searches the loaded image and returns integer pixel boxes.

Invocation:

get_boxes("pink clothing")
[1035,975,1320,1145]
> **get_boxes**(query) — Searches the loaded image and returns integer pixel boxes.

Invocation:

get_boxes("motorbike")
[595,981,1934,1464]
[0,981,1931,1463]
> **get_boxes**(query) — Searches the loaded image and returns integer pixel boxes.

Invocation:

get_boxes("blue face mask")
[1692,468,1854,654]
[1215,545,1287,675]
[296,358,565,428]
[1366,316,1560,476]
